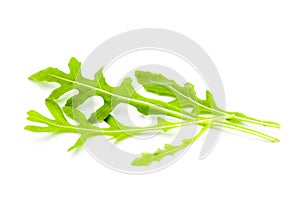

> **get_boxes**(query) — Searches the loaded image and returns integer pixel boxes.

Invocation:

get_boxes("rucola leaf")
[135,70,280,128]
[25,57,280,167]
[131,126,210,166]
[29,58,197,123]
[25,99,213,152]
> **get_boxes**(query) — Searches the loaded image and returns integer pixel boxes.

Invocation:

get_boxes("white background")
[1,0,300,199]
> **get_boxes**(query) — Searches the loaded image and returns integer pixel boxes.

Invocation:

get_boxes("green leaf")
[26,100,209,151]
[26,57,280,166]
[29,57,81,99]
[135,70,224,118]
[135,70,280,128]
[29,57,196,123]
[135,70,201,112]
[131,126,210,166]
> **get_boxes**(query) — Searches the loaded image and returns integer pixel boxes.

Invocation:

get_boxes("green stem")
[213,121,279,142]
[232,115,280,128]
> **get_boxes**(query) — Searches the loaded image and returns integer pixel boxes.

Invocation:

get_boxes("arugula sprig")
[25,57,280,166]
[135,70,280,128]
[131,126,210,166]
[29,58,196,122]
[25,99,222,152]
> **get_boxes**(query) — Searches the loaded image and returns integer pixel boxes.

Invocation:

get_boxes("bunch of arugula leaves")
[25,57,280,166]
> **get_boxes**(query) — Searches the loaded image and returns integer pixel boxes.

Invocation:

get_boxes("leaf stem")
[213,121,279,142]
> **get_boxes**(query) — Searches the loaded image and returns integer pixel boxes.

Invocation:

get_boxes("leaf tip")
[67,146,75,152]
[24,125,31,131]
[131,158,145,166]
[273,138,280,143]
[68,57,80,66]
[28,75,35,81]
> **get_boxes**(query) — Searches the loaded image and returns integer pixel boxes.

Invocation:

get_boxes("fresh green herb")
[25,57,280,166]
[131,126,210,166]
